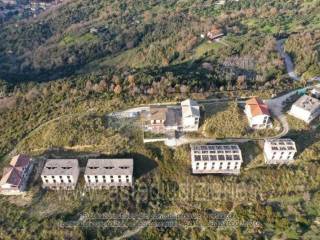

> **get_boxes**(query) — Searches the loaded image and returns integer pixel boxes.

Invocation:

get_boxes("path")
[7,109,96,158]
[113,221,151,240]
[276,39,300,81]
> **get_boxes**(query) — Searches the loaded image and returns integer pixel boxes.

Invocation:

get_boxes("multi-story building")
[181,99,200,132]
[244,97,272,129]
[0,154,33,195]
[289,95,320,124]
[84,159,133,188]
[191,144,243,174]
[148,106,180,133]
[146,99,200,133]
[264,139,297,164]
[41,159,80,190]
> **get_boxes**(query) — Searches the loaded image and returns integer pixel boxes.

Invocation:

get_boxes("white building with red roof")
[244,97,272,129]
[0,154,33,195]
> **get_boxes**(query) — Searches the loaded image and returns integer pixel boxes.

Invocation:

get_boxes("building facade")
[181,99,200,132]
[289,95,320,124]
[264,139,297,164]
[244,97,272,129]
[0,154,32,195]
[146,99,200,133]
[84,159,133,188]
[191,144,243,174]
[41,159,80,190]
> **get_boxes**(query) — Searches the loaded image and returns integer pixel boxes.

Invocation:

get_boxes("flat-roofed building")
[289,95,320,124]
[191,144,243,174]
[41,159,80,190]
[84,159,133,188]
[264,139,297,164]
[181,99,200,132]
[0,154,33,195]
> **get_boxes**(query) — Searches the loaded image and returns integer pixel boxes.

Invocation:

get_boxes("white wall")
[182,116,199,131]
[84,174,133,186]
[192,160,241,174]
[264,149,296,164]
[41,175,76,185]
[289,105,313,123]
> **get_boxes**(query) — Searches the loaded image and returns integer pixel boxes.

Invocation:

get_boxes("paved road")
[276,39,300,81]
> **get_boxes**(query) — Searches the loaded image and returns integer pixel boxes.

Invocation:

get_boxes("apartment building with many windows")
[191,144,243,175]
[84,159,133,188]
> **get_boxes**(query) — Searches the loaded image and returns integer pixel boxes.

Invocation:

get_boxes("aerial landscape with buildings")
[0,0,319,239]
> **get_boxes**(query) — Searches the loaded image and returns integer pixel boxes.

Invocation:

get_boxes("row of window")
[194,154,241,161]
[87,175,130,184]
[195,161,239,170]
[272,151,293,155]
[44,179,72,184]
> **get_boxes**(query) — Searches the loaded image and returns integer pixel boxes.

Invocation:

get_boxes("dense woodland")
[0,0,320,239]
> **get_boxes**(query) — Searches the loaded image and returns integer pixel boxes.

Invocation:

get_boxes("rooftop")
[265,138,297,151]
[85,159,133,176]
[292,95,320,112]
[246,97,270,117]
[0,155,30,187]
[41,159,79,176]
[149,106,167,121]
[181,99,200,117]
[191,144,242,161]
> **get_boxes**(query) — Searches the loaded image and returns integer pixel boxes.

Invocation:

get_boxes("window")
[104,167,114,170]
[111,179,114,183]
[61,179,64,183]
[204,162,207,169]
[202,155,209,161]
[45,179,48,183]
[211,162,215,169]
[67,175,71,179]
[219,162,223,170]
[68,179,72,183]
[53,179,56,183]
[59,176,63,179]
[126,178,129,183]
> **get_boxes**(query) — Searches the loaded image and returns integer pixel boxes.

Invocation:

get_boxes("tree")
[113,84,122,95]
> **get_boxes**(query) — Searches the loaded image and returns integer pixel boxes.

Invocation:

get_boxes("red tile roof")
[246,97,270,117]
[0,155,30,187]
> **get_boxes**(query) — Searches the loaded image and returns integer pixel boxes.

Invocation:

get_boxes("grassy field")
[200,102,281,139]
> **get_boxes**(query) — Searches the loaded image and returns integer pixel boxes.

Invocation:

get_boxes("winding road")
[276,39,300,81]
